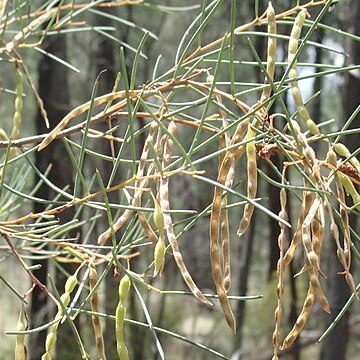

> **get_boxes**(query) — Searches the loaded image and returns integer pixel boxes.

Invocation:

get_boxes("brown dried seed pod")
[272,188,288,359]
[11,69,24,140]
[283,190,315,268]
[217,110,232,293]
[237,127,257,237]
[159,122,212,306]
[282,286,315,349]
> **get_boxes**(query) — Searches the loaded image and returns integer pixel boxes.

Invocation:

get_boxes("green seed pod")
[153,198,165,235]
[45,331,57,353]
[117,345,129,360]
[153,238,166,277]
[115,302,129,360]
[59,292,71,308]
[118,275,131,303]
[15,306,27,360]
[0,128,9,141]
[333,143,351,157]
[15,70,23,95]
[288,10,320,136]
[338,173,360,210]
[334,143,360,172]
[306,119,320,136]
[65,274,77,294]
[116,303,126,332]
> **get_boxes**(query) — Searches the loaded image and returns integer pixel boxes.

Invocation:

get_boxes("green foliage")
[0,1,359,359]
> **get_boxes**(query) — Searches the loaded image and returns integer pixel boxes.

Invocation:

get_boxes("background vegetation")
[0,1,359,359]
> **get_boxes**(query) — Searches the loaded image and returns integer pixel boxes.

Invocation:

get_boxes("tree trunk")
[320,0,360,358]
[29,34,72,359]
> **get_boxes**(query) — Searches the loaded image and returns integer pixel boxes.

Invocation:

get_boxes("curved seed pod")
[283,190,314,267]
[237,126,257,237]
[326,149,355,285]
[260,2,277,105]
[288,10,320,136]
[89,267,107,360]
[301,196,330,313]
[210,155,237,329]
[333,166,352,268]
[160,122,212,306]
[324,198,358,298]
[209,119,249,330]
[11,69,24,140]
[217,110,232,293]
[282,286,315,349]
[272,188,288,359]
[308,270,330,313]
[15,305,27,360]
[221,202,231,292]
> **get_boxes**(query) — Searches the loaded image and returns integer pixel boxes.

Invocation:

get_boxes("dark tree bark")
[29,34,72,359]
[234,215,256,349]
[320,0,360,359]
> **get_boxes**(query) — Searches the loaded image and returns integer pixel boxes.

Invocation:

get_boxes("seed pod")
[334,143,360,173]
[272,188,288,359]
[153,236,166,277]
[260,1,277,105]
[159,122,212,306]
[15,305,27,360]
[216,106,232,293]
[283,191,314,268]
[338,172,360,211]
[42,270,79,359]
[119,275,131,303]
[59,292,71,309]
[11,69,24,140]
[287,10,320,136]
[116,275,131,360]
[282,287,314,349]
[65,274,77,294]
[237,126,257,237]
[152,194,165,237]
